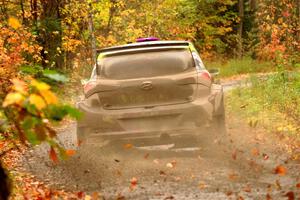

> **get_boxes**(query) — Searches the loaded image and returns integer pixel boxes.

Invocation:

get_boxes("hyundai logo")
[140,81,153,90]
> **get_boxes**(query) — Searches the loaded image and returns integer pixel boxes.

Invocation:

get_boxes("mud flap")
[211,84,224,117]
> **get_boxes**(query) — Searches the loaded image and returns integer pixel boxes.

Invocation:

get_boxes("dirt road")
[21,101,300,200]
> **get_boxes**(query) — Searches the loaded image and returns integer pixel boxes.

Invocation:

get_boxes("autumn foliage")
[0,17,80,162]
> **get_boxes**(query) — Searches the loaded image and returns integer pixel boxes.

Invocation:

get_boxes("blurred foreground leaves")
[1,78,81,161]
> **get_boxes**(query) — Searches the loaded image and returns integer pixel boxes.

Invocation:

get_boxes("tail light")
[200,70,211,81]
[83,81,97,94]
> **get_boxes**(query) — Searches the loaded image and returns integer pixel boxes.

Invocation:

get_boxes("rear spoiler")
[97,41,190,54]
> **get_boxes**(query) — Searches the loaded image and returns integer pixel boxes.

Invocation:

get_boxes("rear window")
[99,48,195,79]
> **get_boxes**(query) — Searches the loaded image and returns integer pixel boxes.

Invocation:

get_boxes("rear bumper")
[77,96,218,139]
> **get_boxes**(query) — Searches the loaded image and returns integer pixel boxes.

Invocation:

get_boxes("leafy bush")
[0,78,81,161]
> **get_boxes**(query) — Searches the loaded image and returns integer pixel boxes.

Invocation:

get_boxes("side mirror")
[208,68,220,77]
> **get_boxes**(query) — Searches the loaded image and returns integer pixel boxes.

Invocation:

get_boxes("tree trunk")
[237,0,244,59]
[88,2,97,66]
[39,0,64,69]
[30,0,38,27]
[20,0,27,24]
[105,0,117,38]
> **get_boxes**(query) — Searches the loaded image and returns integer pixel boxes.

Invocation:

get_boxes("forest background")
[0,0,299,197]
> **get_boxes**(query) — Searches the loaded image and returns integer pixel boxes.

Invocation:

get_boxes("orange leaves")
[49,147,76,163]
[130,177,138,190]
[65,149,76,156]
[274,165,287,176]
[251,148,260,156]
[40,90,58,105]
[228,173,239,181]
[49,147,58,163]
[284,191,295,200]
[123,143,133,149]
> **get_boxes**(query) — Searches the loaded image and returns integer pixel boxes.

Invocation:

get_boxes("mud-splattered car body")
[76,41,224,143]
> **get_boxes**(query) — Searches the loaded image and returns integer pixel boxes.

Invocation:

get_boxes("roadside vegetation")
[227,70,300,139]
[206,57,274,77]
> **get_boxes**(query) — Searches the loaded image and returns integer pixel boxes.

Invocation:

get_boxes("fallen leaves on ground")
[228,173,239,181]
[251,148,260,156]
[232,149,237,160]
[284,191,295,200]
[262,153,269,160]
[274,165,287,176]
[49,147,58,163]
[159,170,167,176]
[164,195,175,200]
[243,185,252,193]
[153,159,160,164]
[130,177,138,190]
[144,153,149,159]
[198,181,207,189]
[124,143,133,149]
[166,160,177,168]
[65,149,76,156]
[226,191,233,196]
[266,193,272,200]
[166,163,174,168]
[1,141,100,200]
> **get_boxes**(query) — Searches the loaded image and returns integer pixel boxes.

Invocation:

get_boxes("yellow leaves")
[3,92,25,107]
[8,17,22,29]
[29,94,46,110]
[39,90,58,105]
[30,79,58,106]
[31,79,50,91]
[2,78,58,110]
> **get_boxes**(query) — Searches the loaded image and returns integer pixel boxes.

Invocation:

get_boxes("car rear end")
[77,41,223,143]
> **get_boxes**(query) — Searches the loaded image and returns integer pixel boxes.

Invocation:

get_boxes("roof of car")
[97,41,190,54]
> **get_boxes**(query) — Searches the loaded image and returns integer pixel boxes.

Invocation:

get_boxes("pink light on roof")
[136,37,159,42]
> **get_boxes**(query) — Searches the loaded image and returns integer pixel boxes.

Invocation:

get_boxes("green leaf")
[45,105,81,121]
[24,130,41,145]
[62,105,82,120]
[43,70,69,83]
[20,65,43,75]
[21,116,39,130]
[45,105,68,121]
